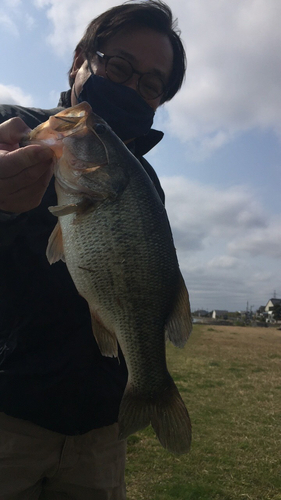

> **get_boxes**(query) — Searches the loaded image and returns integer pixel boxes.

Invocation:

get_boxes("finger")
[0,157,53,200]
[0,117,31,146]
[0,163,54,213]
[0,145,54,178]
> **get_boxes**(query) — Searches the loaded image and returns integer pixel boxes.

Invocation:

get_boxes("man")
[0,1,186,498]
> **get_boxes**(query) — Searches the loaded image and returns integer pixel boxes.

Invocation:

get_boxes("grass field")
[125,324,281,500]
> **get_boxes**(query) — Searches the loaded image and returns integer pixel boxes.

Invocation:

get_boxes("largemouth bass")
[28,102,192,454]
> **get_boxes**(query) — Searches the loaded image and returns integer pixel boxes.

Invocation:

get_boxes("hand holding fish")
[0,117,54,213]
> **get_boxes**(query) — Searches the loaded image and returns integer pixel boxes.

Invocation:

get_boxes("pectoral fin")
[46,222,65,264]
[165,272,192,348]
[48,204,79,217]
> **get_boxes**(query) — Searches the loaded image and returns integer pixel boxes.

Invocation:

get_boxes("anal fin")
[90,309,119,358]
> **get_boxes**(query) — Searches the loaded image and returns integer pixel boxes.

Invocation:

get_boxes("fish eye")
[94,123,107,135]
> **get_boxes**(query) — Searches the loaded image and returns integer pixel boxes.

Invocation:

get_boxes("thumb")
[0,117,31,149]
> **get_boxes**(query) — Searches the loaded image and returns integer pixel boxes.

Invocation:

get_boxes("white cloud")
[160,175,281,310]
[164,0,281,154]
[0,1,36,36]
[0,84,33,107]
[184,260,276,312]
[25,13,36,30]
[34,0,122,57]
[161,176,266,248]
[206,255,239,270]
[0,13,19,36]
[228,217,281,259]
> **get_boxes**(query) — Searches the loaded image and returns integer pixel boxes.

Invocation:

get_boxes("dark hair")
[68,0,186,104]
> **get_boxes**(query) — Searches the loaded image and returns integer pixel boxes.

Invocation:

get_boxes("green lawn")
[125,324,281,500]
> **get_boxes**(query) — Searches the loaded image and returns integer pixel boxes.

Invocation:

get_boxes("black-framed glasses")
[95,50,168,100]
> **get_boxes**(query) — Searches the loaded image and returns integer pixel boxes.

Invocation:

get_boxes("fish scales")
[27,102,193,455]
[61,162,179,366]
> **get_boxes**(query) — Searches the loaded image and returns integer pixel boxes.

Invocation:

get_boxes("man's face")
[70,27,173,111]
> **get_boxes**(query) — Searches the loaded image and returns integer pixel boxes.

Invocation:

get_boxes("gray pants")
[0,412,126,500]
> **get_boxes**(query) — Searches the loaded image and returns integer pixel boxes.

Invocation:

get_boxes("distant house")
[265,298,281,322]
[212,310,228,319]
[265,298,281,312]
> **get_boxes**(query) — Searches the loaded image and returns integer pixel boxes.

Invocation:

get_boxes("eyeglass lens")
[105,56,165,100]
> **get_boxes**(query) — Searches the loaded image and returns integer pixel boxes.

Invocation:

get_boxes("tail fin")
[118,378,192,455]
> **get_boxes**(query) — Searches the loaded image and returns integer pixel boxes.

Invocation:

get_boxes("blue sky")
[1,0,281,312]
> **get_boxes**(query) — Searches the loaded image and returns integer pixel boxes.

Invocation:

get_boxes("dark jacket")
[0,91,164,435]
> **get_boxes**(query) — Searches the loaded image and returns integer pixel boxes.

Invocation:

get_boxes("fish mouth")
[25,102,114,196]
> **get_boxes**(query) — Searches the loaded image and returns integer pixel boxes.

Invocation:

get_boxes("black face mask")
[75,73,155,141]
